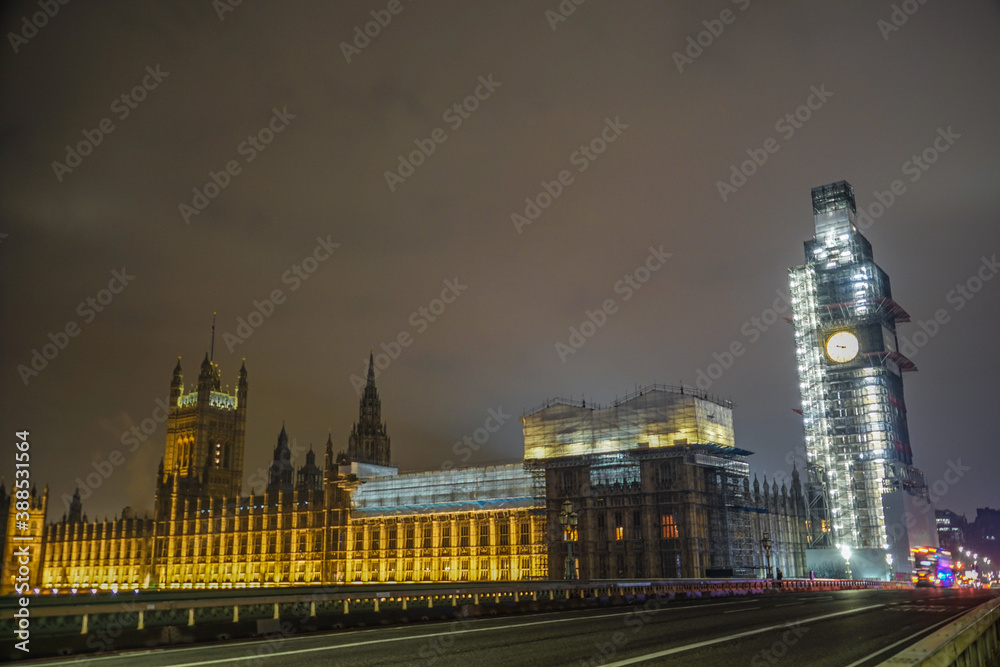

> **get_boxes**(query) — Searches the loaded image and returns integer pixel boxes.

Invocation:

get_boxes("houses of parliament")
[1,347,808,593]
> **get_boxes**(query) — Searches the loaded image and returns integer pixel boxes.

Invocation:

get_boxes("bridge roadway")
[26,587,997,667]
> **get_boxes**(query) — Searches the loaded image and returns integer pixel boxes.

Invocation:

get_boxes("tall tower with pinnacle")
[789,181,928,570]
[157,352,247,513]
[343,352,391,466]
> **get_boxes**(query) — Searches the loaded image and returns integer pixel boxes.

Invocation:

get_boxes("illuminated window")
[661,514,678,539]
[460,524,470,547]
[615,526,624,541]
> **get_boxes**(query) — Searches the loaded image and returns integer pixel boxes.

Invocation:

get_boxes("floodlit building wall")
[41,516,153,591]
[346,509,547,583]
[39,489,332,591]
[346,464,547,582]
[1,485,48,595]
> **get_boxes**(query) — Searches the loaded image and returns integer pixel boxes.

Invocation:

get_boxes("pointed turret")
[68,488,83,523]
[324,432,334,468]
[267,424,294,493]
[198,352,213,395]
[236,360,249,412]
[344,351,391,466]
[296,444,323,492]
[170,357,184,406]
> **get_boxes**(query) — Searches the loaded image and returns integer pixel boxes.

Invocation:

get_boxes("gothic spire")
[344,350,391,466]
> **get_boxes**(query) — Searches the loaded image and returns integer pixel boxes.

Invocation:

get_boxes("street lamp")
[840,545,853,580]
[761,532,773,579]
[558,500,579,581]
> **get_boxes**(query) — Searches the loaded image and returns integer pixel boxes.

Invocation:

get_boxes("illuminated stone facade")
[345,464,548,583]
[8,353,546,592]
[2,358,805,592]
[0,484,48,595]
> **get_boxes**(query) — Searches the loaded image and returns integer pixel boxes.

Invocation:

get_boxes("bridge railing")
[0,577,907,633]
[0,577,911,660]
[880,594,1000,666]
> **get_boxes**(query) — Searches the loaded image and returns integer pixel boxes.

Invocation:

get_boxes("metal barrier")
[880,595,1000,666]
[0,577,910,660]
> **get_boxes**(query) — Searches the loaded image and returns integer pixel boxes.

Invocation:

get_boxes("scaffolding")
[789,181,918,552]
[690,448,755,576]
[351,463,545,516]
[522,384,735,461]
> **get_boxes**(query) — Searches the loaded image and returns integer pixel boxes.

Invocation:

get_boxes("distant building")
[935,509,968,552]
[974,507,999,545]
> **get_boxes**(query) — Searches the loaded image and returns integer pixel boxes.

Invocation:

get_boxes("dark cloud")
[2,0,998,520]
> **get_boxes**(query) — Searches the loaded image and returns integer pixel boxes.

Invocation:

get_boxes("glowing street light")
[840,545,853,580]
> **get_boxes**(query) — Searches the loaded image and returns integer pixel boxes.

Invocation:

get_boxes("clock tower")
[789,181,928,572]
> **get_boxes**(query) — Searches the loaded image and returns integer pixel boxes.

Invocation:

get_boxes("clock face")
[826,331,859,363]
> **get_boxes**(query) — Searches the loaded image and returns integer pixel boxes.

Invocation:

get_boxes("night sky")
[2,1,998,524]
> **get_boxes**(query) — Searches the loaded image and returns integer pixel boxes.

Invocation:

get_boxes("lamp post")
[558,501,579,581]
[840,545,852,580]
[886,552,893,582]
[761,532,772,579]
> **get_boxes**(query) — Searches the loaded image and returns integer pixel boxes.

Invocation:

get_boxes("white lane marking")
[601,603,886,666]
[121,598,767,667]
[841,610,968,667]
[723,607,760,614]
[776,602,804,607]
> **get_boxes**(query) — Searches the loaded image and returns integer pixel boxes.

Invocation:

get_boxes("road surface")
[26,587,997,666]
